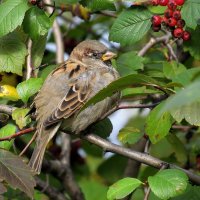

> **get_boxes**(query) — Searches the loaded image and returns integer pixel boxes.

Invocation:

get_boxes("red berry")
[173,28,183,38]
[168,0,177,10]
[173,10,181,20]
[162,16,168,24]
[177,19,185,28]
[152,24,161,32]
[168,17,177,26]
[174,0,185,6]
[159,0,169,6]
[164,9,173,18]
[182,31,191,41]
[152,15,162,26]
[30,0,37,5]
[151,0,159,6]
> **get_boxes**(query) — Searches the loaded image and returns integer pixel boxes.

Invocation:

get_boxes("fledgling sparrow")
[29,40,120,174]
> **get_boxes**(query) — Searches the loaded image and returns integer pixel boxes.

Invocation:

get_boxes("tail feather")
[29,122,61,174]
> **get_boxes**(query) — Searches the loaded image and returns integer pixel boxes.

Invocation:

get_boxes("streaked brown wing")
[43,61,91,127]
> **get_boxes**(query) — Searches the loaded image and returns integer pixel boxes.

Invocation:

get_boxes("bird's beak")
[101,51,117,61]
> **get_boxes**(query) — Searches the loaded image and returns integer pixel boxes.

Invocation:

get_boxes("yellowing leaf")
[12,108,31,129]
[0,85,19,101]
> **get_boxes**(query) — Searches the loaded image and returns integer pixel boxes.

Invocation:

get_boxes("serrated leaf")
[160,80,200,115]
[23,7,51,40]
[118,127,143,145]
[163,61,186,80]
[12,108,31,129]
[0,124,16,150]
[0,31,27,75]
[16,78,43,103]
[0,0,30,37]
[0,85,19,101]
[182,0,200,29]
[170,101,200,126]
[80,74,159,112]
[184,27,200,60]
[109,8,152,46]
[166,134,187,165]
[148,169,188,199]
[0,149,36,198]
[107,177,142,200]
[32,35,47,68]
[86,0,115,11]
[145,102,173,144]
[116,51,144,76]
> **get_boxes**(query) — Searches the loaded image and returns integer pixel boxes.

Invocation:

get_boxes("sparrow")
[29,40,120,174]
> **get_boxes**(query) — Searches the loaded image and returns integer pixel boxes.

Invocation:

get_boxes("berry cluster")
[151,0,190,41]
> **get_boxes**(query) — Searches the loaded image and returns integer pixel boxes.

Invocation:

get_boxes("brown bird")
[29,40,120,174]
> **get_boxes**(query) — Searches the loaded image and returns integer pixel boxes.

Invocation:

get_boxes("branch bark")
[82,133,200,185]
[44,0,64,63]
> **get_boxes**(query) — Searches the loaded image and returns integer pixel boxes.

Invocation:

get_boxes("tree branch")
[0,104,15,115]
[82,133,200,185]
[0,127,35,141]
[44,0,64,63]
[138,32,171,57]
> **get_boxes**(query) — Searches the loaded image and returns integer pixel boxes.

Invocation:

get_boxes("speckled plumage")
[29,40,120,173]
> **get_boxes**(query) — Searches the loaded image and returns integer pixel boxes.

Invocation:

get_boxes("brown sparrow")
[29,40,120,174]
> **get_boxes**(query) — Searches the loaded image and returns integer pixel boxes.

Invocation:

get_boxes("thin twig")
[19,131,37,156]
[138,32,171,57]
[0,127,35,141]
[26,38,34,79]
[44,0,64,63]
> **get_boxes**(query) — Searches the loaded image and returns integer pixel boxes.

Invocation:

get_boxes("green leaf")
[170,101,200,126]
[0,31,27,75]
[166,134,187,165]
[145,102,173,144]
[116,51,144,76]
[172,68,200,86]
[0,124,16,150]
[109,8,152,46]
[171,184,200,200]
[148,169,188,199]
[12,108,31,129]
[0,149,36,198]
[98,155,127,184]
[79,179,108,200]
[182,0,200,29]
[122,86,159,98]
[163,61,186,80]
[16,78,43,103]
[107,177,142,200]
[0,0,30,37]
[90,118,113,138]
[32,35,47,68]
[118,127,143,145]
[184,27,200,60]
[86,0,115,11]
[80,74,159,112]
[39,64,57,80]
[23,7,51,40]
[160,80,200,115]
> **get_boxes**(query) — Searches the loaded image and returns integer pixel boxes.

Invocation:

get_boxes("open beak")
[101,51,117,61]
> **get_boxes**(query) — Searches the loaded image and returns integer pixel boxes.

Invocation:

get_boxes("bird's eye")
[93,52,98,57]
